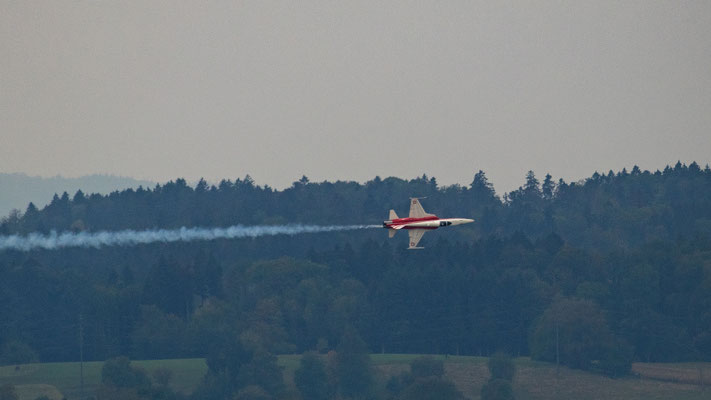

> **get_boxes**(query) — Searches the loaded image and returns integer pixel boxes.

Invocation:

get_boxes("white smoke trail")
[0,224,381,252]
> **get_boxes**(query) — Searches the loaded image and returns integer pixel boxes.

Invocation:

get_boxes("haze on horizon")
[2,1,710,195]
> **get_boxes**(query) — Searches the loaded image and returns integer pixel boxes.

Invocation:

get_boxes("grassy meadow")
[0,355,708,400]
[0,359,207,400]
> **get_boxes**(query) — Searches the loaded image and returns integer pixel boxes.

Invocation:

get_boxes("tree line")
[3,161,710,249]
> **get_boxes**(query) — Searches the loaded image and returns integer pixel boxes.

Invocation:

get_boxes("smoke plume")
[0,224,380,252]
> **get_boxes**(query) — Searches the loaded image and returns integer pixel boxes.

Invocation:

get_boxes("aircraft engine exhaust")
[0,224,381,252]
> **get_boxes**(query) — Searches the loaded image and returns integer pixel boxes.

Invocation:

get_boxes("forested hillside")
[1,162,711,396]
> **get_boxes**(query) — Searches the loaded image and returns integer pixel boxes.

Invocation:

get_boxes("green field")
[0,359,207,400]
[1,356,709,400]
[372,355,710,400]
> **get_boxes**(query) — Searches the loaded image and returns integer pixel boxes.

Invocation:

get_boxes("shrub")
[411,356,445,379]
[0,341,39,365]
[481,379,514,400]
[488,353,515,381]
[0,384,18,400]
[399,376,463,400]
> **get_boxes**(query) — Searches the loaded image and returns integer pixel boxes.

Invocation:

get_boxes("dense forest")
[1,162,711,398]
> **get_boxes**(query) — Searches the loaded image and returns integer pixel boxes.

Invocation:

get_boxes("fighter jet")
[383,198,474,249]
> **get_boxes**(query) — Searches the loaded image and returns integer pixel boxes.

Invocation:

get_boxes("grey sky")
[2,1,710,195]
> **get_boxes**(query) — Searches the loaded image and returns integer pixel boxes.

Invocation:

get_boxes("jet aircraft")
[383,198,474,249]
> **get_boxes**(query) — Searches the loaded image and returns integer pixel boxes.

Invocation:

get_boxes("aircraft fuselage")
[383,216,474,230]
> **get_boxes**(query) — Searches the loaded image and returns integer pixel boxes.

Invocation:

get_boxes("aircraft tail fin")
[388,229,397,238]
[389,209,398,220]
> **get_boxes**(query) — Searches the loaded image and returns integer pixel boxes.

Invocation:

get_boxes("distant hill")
[0,173,154,217]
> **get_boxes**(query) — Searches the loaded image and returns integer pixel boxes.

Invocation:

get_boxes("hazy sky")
[2,1,710,194]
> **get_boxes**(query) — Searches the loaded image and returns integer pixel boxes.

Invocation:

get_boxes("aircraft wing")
[408,229,426,249]
[409,198,435,218]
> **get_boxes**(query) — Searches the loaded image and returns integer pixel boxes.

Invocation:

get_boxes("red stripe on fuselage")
[392,216,438,224]
[383,215,440,230]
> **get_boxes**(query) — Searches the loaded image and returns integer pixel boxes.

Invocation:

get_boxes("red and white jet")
[383,198,474,249]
